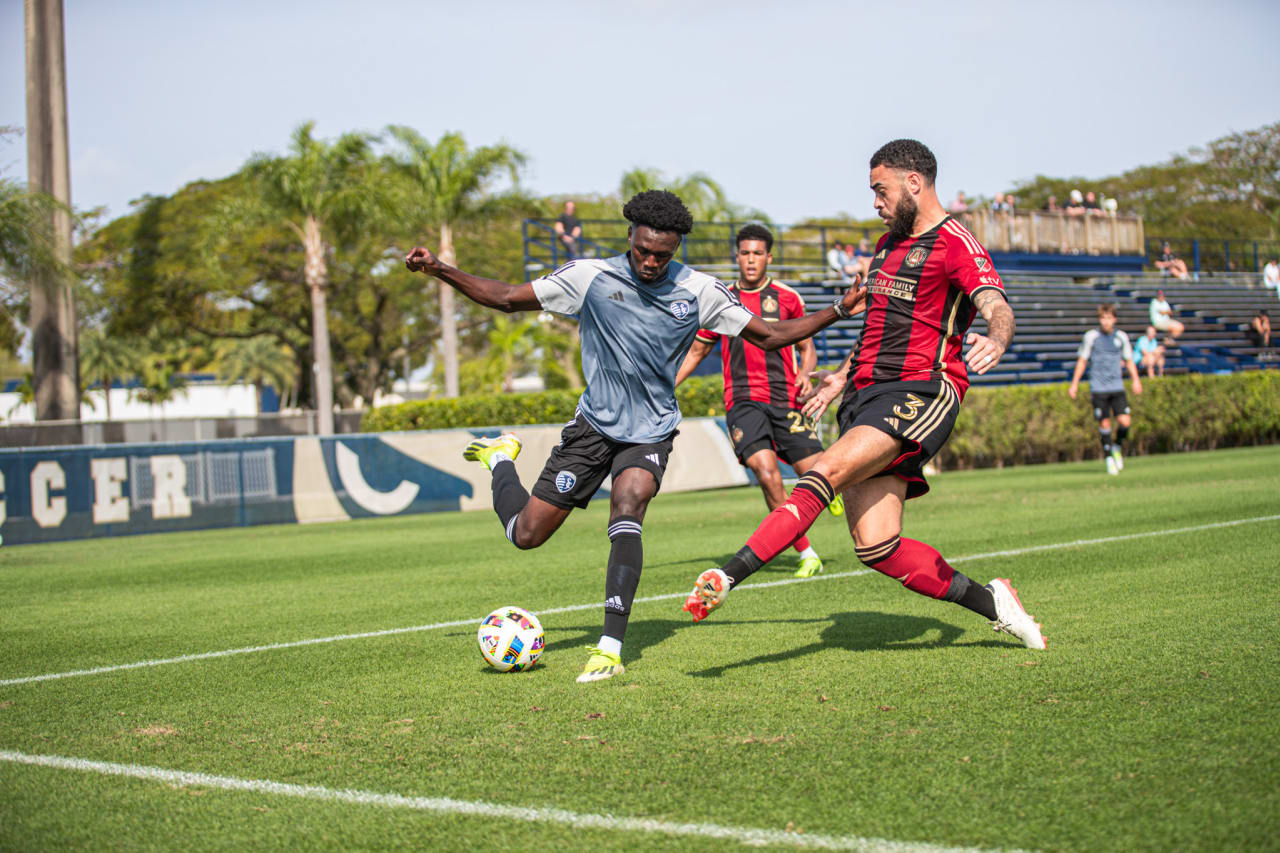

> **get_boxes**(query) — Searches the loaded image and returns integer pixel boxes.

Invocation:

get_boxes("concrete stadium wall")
[0,419,749,546]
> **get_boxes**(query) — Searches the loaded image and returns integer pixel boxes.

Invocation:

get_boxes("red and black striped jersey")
[697,278,809,411]
[847,216,1004,399]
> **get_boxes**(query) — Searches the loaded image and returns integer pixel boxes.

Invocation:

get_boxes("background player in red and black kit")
[685,139,1046,650]
[675,224,845,579]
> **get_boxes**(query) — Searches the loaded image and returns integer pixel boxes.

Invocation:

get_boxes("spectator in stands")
[948,190,968,213]
[1134,325,1165,377]
[852,238,873,278]
[1084,191,1104,216]
[554,200,583,259]
[1103,197,1118,216]
[1149,288,1185,339]
[826,239,857,282]
[1263,256,1280,294]
[1247,309,1272,355]
[1154,241,1191,280]
[1005,194,1018,214]
[990,192,1010,213]
[1064,189,1086,216]
[1043,195,1060,212]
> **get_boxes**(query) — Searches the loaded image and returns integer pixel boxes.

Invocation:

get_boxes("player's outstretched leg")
[463,432,534,546]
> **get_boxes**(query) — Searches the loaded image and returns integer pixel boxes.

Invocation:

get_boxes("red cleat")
[683,568,730,622]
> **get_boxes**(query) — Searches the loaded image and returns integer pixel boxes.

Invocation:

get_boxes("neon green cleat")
[463,432,522,471]
[794,556,824,578]
[828,493,845,517]
[575,647,625,683]
[1111,447,1124,472]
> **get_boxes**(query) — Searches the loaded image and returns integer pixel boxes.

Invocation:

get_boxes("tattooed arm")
[964,289,1015,375]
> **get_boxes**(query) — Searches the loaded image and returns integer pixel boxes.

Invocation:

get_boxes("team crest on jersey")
[731,426,744,444]
[904,246,928,268]
[974,256,989,271]
[555,471,577,493]
[670,300,691,320]
[761,294,778,313]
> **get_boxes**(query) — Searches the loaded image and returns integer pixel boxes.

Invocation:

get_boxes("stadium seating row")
[791,273,1278,385]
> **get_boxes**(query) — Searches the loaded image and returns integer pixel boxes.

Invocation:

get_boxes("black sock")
[602,516,643,643]
[1115,425,1129,449]
[1099,429,1112,455]
[724,546,766,589]
[944,571,997,620]
[490,460,529,544]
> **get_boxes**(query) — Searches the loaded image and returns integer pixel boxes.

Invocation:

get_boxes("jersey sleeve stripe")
[970,284,1005,299]
[942,221,983,256]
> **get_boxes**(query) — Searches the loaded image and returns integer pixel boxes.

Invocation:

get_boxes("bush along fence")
[366,372,1280,471]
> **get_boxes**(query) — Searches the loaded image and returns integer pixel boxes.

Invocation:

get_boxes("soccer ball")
[477,606,544,672]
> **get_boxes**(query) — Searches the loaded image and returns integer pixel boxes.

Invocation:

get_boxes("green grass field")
[1,446,1278,852]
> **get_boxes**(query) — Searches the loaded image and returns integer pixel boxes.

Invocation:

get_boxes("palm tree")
[79,327,138,421]
[216,335,296,414]
[248,121,378,434]
[385,126,526,398]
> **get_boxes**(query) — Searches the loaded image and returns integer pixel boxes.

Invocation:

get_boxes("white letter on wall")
[91,458,129,524]
[150,456,192,519]
[31,461,67,528]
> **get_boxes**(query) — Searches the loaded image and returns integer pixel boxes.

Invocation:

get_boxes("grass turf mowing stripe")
[0,749,1026,852]
[3,512,1277,688]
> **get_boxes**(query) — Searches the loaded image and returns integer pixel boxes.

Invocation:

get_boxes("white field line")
[2,513,1277,689]
[0,749,1026,852]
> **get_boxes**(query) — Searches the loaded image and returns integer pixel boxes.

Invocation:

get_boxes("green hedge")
[361,375,726,432]
[363,371,1280,469]
[937,370,1280,469]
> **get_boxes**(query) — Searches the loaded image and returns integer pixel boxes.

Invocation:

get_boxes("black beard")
[887,194,918,240]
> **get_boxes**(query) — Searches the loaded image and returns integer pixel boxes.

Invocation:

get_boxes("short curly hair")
[735,223,773,251]
[870,139,937,186]
[622,190,694,235]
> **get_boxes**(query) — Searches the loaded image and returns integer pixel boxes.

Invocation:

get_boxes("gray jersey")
[1078,328,1133,393]
[532,254,753,443]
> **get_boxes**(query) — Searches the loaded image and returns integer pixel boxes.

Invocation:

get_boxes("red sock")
[855,536,954,599]
[792,534,812,554]
[744,472,834,563]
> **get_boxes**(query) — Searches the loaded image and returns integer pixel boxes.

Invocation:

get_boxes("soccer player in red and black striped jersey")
[675,224,844,579]
[684,139,1046,650]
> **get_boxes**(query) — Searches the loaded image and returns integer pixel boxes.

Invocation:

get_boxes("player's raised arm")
[738,281,867,352]
[405,247,542,313]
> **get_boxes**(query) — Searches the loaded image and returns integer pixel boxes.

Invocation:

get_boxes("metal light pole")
[25,0,79,421]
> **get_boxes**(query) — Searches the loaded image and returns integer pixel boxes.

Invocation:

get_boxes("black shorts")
[725,401,825,466]
[1091,391,1130,422]
[836,379,960,500]
[531,413,676,510]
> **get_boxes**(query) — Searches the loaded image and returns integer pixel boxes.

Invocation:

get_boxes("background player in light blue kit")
[405,190,866,682]
[1069,303,1144,474]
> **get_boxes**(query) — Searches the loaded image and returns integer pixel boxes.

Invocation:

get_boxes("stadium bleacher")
[790,273,1279,383]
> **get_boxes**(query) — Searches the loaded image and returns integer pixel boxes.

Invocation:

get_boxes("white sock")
[485,451,511,470]
[798,546,819,561]
[597,635,622,656]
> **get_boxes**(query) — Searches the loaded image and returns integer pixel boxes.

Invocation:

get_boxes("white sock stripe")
[0,749,1019,852]
[3,513,1276,688]
[505,513,520,544]
[608,522,643,538]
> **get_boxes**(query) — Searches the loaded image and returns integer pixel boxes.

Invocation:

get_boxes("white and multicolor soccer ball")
[477,606,544,672]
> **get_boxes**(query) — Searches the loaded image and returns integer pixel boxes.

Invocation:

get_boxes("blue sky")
[2,0,1278,225]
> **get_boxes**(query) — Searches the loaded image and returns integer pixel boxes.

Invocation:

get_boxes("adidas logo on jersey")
[645,453,660,466]
[609,291,625,302]
[884,416,901,430]
[605,595,625,611]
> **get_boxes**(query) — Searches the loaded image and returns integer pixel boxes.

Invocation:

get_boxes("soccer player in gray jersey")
[405,190,866,682]
[1069,303,1144,474]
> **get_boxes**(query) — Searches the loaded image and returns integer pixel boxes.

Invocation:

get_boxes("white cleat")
[987,578,1046,650]
[683,568,731,622]
[1105,455,1119,475]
